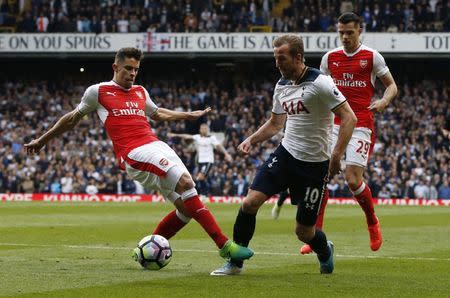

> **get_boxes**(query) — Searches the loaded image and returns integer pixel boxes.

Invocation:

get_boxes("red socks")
[352,181,378,226]
[184,195,228,249]
[152,195,229,249]
[153,210,188,239]
[315,188,329,230]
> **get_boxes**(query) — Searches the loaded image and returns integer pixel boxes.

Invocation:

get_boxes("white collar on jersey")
[343,43,363,57]
[110,80,133,91]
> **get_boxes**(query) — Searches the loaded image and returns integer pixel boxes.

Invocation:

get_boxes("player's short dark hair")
[273,34,304,58]
[338,12,361,27]
[115,47,143,62]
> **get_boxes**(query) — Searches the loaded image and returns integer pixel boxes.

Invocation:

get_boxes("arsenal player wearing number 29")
[24,47,254,269]
[300,12,398,255]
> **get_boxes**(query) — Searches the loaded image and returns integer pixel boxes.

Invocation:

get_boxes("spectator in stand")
[414,177,430,199]
[233,174,249,197]
[327,178,339,198]
[121,175,136,195]
[184,12,198,32]
[17,11,36,32]
[0,1,8,25]
[91,15,102,34]
[36,12,49,32]
[428,179,439,200]
[100,15,113,32]
[129,14,141,32]
[116,14,129,33]
[75,14,83,32]
[378,186,391,199]
[50,179,61,194]
[61,172,74,194]
[438,178,450,199]
[85,178,99,195]
[20,174,35,193]
[80,16,91,33]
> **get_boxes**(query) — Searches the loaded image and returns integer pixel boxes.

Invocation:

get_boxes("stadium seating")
[0,78,448,198]
[1,0,448,33]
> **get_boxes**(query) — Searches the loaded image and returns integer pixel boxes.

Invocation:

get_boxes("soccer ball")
[132,234,172,270]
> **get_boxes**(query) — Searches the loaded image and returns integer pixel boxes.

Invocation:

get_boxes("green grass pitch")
[0,202,449,297]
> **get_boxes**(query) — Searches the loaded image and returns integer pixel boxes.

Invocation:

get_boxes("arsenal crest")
[159,158,169,167]
[136,90,144,99]
[360,59,368,68]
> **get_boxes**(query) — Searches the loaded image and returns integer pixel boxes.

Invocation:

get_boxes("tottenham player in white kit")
[168,123,232,193]
[24,47,253,268]
[211,35,356,275]
[298,13,398,255]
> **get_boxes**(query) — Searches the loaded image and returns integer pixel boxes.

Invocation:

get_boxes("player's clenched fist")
[237,138,252,154]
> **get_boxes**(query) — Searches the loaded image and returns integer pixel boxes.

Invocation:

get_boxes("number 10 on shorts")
[305,187,321,211]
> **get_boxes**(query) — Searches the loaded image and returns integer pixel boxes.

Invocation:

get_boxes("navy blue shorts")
[197,162,213,176]
[251,145,329,226]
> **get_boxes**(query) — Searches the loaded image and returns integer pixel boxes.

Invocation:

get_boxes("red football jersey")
[76,81,159,169]
[321,44,389,130]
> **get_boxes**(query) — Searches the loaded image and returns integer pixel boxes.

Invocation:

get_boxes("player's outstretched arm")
[368,71,398,113]
[152,107,211,121]
[24,109,84,155]
[238,113,286,154]
[215,144,233,162]
[167,132,194,140]
[330,102,357,176]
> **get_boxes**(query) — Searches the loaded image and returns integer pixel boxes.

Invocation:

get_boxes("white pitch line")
[1,242,449,262]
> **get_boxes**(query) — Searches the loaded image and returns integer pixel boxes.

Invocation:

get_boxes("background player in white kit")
[299,12,398,255]
[168,123,232,194]
[24,47,253,268]
[211,35,356,275]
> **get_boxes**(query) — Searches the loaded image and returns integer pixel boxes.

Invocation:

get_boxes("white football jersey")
[192,134,220,163]
[272,67,346,162]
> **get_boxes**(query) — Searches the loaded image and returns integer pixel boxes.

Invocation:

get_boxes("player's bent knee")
[241,190,267,214]
[345,166,364,190]
[176,173,195,193]
[295,225,315,242]
[242,200,259,214]
[174,198,190,219]
[346,176,361,190]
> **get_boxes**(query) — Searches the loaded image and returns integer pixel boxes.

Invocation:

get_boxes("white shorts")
[124,141,191,203]
[331,125,372,168]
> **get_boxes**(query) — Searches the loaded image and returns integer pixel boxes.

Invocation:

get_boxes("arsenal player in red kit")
[300,12,398,254]
[24,47,253,268]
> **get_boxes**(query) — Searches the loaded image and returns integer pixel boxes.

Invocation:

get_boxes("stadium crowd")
[0,77,449,199]
[1,0,448,33]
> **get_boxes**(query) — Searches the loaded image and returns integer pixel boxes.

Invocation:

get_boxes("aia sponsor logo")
[282,99,310,115]
[360,59,368,68]
[159,158,169,167]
